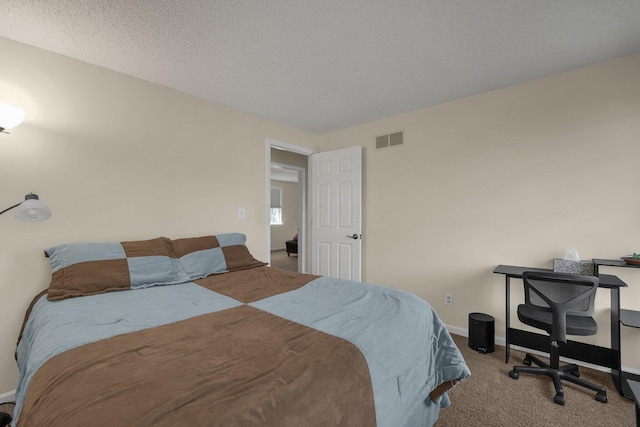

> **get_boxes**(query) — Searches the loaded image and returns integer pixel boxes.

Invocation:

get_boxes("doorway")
[266,138,315,273]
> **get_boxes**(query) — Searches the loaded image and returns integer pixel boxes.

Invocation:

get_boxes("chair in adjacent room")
[508,271,608,405]
[285,233,298,256]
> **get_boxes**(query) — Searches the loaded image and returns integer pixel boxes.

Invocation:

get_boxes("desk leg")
[505,275,510,364]
[611,287,623,395]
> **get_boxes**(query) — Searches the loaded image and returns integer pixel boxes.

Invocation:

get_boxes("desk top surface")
[593,258,640,269]
[494,264,627,289]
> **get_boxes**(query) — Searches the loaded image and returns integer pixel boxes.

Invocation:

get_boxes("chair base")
[509,353,608,405]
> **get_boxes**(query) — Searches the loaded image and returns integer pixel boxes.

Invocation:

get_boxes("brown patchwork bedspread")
[16,267,469,426]
[18,304,375,427]
[194,266,319,303]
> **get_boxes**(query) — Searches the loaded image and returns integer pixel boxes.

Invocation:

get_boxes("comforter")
[14,266,469,426]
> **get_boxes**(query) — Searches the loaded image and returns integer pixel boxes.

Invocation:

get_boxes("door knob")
[346,233,360,240]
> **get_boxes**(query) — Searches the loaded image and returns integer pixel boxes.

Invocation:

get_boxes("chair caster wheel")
[523,359,532,366]
[595,392,608,403]
[570,369,580,378]
[554,394,565,405]
[509,370,519,380]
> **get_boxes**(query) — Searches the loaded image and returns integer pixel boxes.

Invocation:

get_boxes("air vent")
[375,131,403,149]
[389,131,403,146]
[376,135,389,149]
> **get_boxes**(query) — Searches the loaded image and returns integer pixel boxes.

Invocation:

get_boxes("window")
[270,187,283,225]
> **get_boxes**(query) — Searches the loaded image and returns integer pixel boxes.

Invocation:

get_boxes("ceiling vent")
[375,131,403,149]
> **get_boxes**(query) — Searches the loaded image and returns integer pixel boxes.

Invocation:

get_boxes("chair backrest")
[522,271,598,317]
[522,271,599,342]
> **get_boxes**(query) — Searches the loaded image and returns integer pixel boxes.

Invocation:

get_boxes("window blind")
[271,187,282,208]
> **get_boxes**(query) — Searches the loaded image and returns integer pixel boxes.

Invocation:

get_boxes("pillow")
[45,237,191,301]
[172,233,266,280]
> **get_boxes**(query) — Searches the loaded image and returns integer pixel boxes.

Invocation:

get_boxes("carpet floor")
[270,249,298,272]
[435,334,635,426]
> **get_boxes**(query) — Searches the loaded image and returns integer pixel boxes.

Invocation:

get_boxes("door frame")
[266,138,315,272]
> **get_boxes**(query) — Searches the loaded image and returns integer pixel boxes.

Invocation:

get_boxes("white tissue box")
[553,259,594,275]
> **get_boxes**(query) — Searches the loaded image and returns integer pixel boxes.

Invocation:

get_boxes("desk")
[628,380,640,426]
[593,259,640,329]
[494,265,628,396]
[593,259,640,398]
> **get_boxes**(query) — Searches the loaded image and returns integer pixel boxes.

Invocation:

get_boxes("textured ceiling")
[2,1,640,135]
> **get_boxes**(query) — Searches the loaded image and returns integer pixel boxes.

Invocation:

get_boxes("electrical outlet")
[444,293,453,306]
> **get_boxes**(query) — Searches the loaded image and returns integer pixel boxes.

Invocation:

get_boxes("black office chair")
[508,271,608,405]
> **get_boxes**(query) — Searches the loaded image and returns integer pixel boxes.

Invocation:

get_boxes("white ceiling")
[2,1,640,135]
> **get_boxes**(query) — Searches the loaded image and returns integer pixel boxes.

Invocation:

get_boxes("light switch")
[238,207,246,220]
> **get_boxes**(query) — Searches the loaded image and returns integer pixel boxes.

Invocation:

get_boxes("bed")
[13,233,470,426]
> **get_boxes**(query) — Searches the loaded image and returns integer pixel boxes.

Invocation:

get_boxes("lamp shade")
[14,193,52,222]
[0,102,26,131]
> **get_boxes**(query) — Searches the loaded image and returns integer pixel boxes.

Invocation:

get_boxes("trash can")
[468,312,495,353]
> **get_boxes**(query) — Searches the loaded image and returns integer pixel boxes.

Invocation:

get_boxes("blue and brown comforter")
[14,266,470,426]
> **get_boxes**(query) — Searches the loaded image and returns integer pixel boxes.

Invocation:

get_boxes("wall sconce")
[0,102,26,133]
[0,193,52,222]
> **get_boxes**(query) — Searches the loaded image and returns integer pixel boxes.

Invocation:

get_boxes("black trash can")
[468,312,495,354]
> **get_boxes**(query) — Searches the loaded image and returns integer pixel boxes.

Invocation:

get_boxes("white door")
[310,146,362,281]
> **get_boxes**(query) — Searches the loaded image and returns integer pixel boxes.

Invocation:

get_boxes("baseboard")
[445,324,640,376]
[271,247,286,252]
[446,324,467,337]
[0,390,15,404]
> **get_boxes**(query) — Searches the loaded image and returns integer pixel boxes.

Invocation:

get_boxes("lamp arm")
[0,203,21,216]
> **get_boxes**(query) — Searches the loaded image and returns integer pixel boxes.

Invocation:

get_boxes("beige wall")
[270,179,300,250]
[0,37,318,392]
[319,53,640,372]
